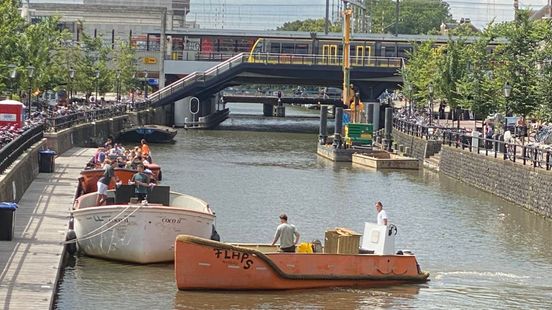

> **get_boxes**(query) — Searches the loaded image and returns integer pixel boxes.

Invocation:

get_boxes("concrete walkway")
[0,148,94,309]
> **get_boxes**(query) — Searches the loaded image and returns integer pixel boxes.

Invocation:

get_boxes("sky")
[188,0,550,30]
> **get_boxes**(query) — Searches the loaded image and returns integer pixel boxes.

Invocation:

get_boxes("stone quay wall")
[439,146,552,218]
[44,106,171,154]
[391,129,441,160]
[0,139,46,202]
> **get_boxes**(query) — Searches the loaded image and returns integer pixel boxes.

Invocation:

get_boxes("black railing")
[394,118,552,170]
[0,124,44,174]
[45,104,130,132]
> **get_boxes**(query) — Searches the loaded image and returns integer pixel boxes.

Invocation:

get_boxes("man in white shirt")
[375,201,388,225]
[271,213,300,253]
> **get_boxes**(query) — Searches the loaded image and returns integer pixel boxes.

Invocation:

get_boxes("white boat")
[72,185,215,263]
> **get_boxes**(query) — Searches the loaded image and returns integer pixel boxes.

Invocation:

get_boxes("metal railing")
[394,118,552,170]
[148,53,246,105]
[248,53,403,68]
[45,104,129,132]
[0,124,44,174]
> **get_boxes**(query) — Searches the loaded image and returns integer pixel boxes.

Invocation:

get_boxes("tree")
[492,11,543,118]
[0,0,25,94]
[369,0,453,34]
[400,41,441,114]
[276,18,341,32]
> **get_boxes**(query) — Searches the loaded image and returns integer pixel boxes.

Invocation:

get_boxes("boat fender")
[388,224,398,236]
[210,225,221,241]
[65,229,77,255]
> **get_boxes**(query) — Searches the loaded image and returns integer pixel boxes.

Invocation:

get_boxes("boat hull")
[117,125,177,143]
[74,206,214,263]
[175,236,429,290]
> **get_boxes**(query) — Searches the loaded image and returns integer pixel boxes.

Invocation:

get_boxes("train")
[135,29,489,62]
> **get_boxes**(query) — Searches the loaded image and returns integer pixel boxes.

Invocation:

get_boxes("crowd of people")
[88,138,152,170]
[93,138,155,205]
[0,97,152,151]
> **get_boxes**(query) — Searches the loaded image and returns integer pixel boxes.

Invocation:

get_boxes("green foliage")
[0,1,138,100]
[277,18,341,32]
[402,10,552,124]
[369,0,453,34]
[400,41,440,104]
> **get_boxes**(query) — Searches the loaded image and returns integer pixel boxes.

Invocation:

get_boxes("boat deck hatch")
[115,185,170,205]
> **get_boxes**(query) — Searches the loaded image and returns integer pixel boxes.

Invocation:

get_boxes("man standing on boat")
[375,201,388,225]
[130,163,150,201]
[96,159,120,206]
[271,213,300,253]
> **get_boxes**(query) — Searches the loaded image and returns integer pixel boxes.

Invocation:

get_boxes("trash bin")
[39,149,56,173]
[0,202,17,241]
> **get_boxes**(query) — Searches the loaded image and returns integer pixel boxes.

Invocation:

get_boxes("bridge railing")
[248,53,403,68]
[148,53,248,104]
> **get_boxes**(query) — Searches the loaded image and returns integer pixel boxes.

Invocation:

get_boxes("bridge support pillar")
[273,99,286,117]
[383,107,393,152]
[319,105,328,145]
[263,103,273,117]
[333,107,343,149]
[373,102,381,132]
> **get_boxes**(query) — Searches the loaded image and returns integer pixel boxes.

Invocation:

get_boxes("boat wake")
[434,271,530,280]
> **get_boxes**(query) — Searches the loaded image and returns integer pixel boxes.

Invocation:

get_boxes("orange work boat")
[174,232,429,290]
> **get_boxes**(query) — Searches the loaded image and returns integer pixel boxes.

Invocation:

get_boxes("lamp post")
[8,64,17,100]
[131,72,136,106]
[428,83,434,126]
[143,70,148,99]
[94,69,100,104]
[407,84,412,116]
[503,82,512,133]
[68,67,75,104]
[27,66,34,119]
[115,69,121,102]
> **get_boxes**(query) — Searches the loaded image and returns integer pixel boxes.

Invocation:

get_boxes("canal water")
[55,103,552,309]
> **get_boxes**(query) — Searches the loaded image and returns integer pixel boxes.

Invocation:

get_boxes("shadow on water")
[173,285,423,310]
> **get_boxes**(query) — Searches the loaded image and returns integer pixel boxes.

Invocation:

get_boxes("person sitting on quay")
[271,213,300,253]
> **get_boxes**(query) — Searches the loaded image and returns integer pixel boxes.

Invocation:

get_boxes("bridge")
[148,53,403,128]
[222,95,343,106]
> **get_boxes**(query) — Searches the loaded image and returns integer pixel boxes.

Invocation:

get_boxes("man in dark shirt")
[130,163,150,201]
[96,159,119,206]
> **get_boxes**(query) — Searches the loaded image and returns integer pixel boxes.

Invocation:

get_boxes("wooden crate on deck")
[324,227,362,254]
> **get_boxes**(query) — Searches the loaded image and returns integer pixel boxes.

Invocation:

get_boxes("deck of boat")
[0,147,95,309]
